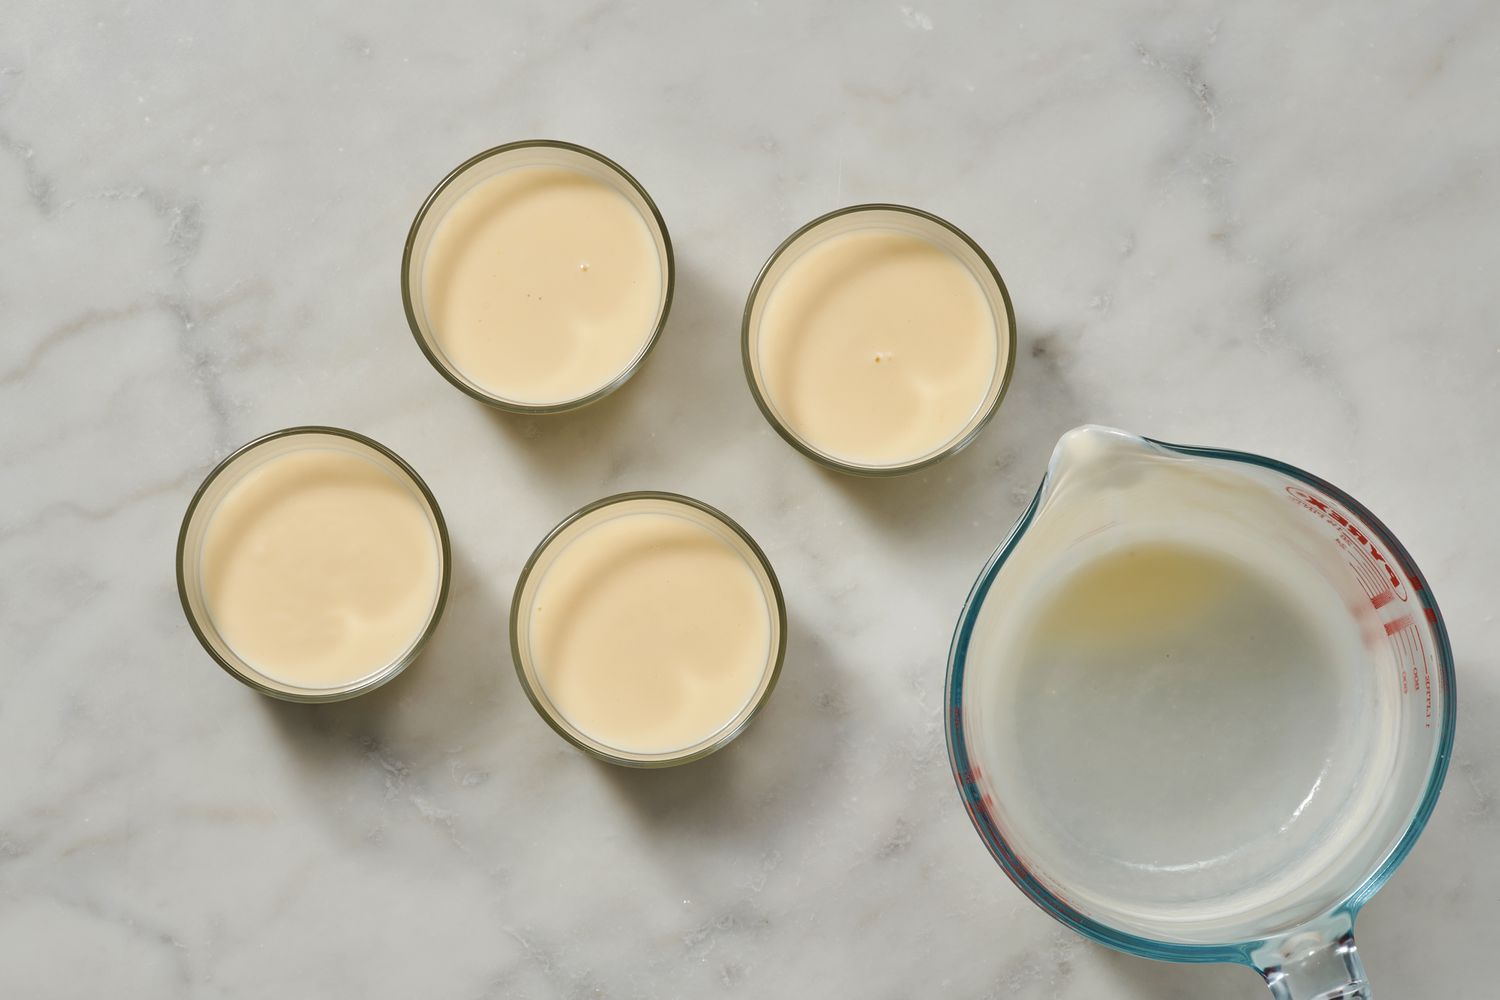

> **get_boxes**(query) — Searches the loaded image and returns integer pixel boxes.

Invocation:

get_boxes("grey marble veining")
[2,1,1497,996]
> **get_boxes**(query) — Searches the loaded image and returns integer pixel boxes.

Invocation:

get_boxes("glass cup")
[510,492,787,767]
[177,426,452,702]
[946,426,1456,999]
[401,139,675,413]
[741,204,1016,476]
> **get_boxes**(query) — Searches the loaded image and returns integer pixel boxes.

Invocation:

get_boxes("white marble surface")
[3,1,1497,996]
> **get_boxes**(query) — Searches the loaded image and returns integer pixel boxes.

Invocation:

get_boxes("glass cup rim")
[401,138,677,414]
[740,202,1018,477]
[943,432,1458,965]
[175,425,454,703]
[509,490,789,768]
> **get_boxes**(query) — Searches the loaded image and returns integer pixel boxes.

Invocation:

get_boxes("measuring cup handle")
[1253,925,1369,1000]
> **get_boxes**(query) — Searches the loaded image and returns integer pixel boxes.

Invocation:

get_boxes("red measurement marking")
[1398,629,1410,692]
[1342,542,1379,594]
[1338,535,1398,611]
[1383,618,1433,702]
[1286,486,1407,601]
[1415,625,1434,724]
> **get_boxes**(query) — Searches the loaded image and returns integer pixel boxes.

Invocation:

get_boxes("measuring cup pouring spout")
[1029,425,1168,517]
[947,425,1455,999]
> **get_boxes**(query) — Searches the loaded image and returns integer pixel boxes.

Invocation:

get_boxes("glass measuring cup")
[946,426,1455,998]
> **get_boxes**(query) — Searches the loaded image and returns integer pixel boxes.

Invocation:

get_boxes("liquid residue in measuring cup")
[972,428,1402,930]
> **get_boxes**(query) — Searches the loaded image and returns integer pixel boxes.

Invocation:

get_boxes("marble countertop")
[4,1,1497,996]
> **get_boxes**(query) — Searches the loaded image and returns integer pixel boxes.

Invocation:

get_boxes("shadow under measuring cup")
[946,425,1455,1000]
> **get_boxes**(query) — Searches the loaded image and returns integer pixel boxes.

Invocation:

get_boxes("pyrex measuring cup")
[946,426,1455,999]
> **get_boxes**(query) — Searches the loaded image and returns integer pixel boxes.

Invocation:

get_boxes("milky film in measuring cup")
[946,426,1454,999]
